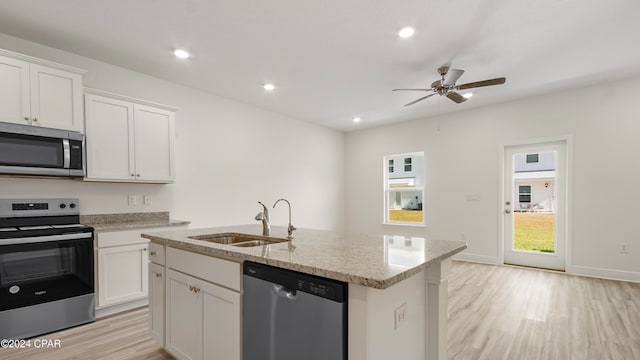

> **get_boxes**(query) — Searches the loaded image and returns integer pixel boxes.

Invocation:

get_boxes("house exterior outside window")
[514,151,556,212]
[384,152,424,225]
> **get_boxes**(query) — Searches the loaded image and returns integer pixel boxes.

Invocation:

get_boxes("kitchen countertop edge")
[142,227,467,289]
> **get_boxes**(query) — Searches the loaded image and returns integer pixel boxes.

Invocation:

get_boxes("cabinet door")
[202,281,241,360]
[29,63,83,132]
[133,104,175,182]
[0,55,30,125]
[97,243,149,307]
[84,94,136,181]
[165,269,202,360]
[149,262,165,346]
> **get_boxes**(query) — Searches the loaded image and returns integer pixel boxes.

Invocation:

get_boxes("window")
[384,152,424,225]
[526,154,539,163]
[404,157,412,172]
[519,185,531,203]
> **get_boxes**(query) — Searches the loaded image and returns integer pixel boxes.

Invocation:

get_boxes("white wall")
[345,77,640,281]
[0,33,345,231]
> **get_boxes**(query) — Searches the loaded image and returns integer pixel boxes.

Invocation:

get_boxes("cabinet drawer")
[97,229,147,248]
[148,242,165,265]
[166,247,240,291]
[97,227,174,248]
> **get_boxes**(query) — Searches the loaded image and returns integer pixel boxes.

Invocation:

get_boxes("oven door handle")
[1,232,92,245]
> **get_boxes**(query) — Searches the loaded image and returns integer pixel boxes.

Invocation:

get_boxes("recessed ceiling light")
[398,27,415,39]
[174,49,190,59]
[263,83,276,91]
[352,117,361,123]
[463,93,474,99]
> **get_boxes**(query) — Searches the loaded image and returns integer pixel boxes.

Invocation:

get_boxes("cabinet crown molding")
[0,48,87,75]
[84,88,178,112]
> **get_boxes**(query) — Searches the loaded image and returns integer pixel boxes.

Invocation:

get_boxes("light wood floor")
[0,306,172,360]
[448,261,640,360]
[2,261,639,359]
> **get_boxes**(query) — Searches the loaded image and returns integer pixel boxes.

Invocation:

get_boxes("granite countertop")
[141,224,467,289]
[81,212,190,232]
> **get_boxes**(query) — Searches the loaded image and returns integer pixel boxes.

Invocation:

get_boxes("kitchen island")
[142,225,466,360]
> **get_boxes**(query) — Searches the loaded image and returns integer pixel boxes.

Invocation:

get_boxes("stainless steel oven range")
[0,198,95,340]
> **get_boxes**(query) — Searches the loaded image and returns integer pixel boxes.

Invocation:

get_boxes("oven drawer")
[148,242,165,265]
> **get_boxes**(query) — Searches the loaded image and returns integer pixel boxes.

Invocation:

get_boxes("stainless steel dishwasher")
[243,261,348,360]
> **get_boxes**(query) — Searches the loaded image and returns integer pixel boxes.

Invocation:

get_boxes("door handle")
[505,209,511,214]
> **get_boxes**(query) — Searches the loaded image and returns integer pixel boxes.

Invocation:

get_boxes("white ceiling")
[1,0,639,131]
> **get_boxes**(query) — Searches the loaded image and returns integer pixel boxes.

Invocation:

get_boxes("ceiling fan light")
[173,49,190,59]
[398,27,415,39]
[352,117,361,123]
[463,93,473,99]
[263,83,276,91]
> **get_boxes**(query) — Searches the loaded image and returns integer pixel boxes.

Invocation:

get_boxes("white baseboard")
[96,298,148,318]
[452,252,499,265]
[567,265,640,283]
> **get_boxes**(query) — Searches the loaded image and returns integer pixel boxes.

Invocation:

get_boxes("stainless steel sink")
[188,233,287,247]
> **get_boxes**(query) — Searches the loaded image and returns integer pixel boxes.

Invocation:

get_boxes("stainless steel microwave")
[0,122,84,177]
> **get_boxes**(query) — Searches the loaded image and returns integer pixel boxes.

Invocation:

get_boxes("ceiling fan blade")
[392,88,430,91]
[456,77,506,90]
[443,69,464,86]
[446,91,467,104]
[404,93,436,107]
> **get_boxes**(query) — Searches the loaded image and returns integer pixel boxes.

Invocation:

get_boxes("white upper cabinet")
[84,89,176,183]
[0,56,29,125]
[134,104,175,182]
[0,50,85,132]
[29,64,84,131]
[84,94,135,180]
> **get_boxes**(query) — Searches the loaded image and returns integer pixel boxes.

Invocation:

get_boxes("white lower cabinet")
[149,262,165,346]
[165,268,241,360]
[95,226,186,318]
[97,243,149,307]
[150,246,242,360]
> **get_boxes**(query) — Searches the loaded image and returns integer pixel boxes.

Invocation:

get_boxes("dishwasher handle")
[272,284,297,300]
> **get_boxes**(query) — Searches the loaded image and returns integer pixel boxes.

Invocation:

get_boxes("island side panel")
[425,259,452,360]
[348,270,426,360]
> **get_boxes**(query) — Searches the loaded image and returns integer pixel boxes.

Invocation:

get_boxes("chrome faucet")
[255,201,270,236]
[273,198,296,239]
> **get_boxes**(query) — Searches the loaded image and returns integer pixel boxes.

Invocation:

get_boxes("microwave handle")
[63,139,71,169]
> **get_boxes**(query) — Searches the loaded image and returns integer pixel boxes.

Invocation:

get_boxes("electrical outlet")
[143,195,151,205]
[127,194,137,206]
[394,302,407,330]
[620,243,630,254]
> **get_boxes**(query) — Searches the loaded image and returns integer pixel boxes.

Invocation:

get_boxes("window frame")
[519,185,532,203]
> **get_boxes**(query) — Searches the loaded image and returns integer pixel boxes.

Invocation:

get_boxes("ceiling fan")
[393,66,506,106]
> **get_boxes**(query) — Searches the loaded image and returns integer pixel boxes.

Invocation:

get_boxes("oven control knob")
[9,285,20,294]
[60,204,67,209]
[70,203,76,209]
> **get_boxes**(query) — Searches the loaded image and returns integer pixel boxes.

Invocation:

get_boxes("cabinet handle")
[32,117,38,122]
[137,174,140,177]
[143,248,147,252]
[189,285,194,292]
[150,251,157,256]
[193,287,200,294]
[131,173,135,177]
[155,273,162,278]
[24,117,29,122]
